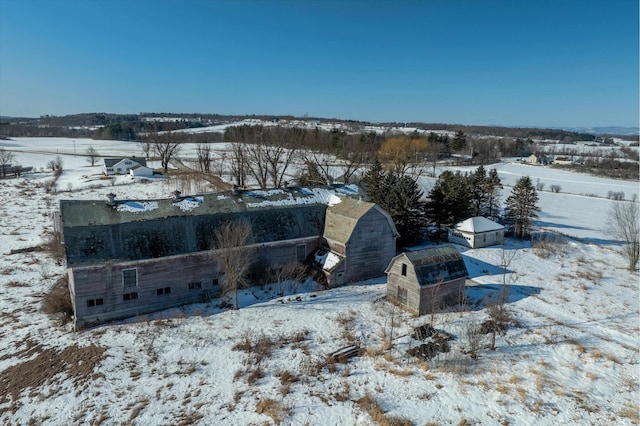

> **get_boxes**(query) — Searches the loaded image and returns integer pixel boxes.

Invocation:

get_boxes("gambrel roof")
[386,245,468,287]
[324,197,399,244]
[59,187,352,267]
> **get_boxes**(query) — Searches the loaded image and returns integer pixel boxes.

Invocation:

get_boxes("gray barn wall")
[71,237,321,329]
[343,208,397,283]
[386,255,465,315]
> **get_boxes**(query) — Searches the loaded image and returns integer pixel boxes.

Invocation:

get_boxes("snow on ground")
[0,138,638,425]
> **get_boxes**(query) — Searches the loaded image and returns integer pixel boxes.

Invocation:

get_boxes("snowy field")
[0,138,638,425]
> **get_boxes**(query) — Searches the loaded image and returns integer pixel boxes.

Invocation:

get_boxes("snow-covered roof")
[314,249,344,272]
[454,217,504,233]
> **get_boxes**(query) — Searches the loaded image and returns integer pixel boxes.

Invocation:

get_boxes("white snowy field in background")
[0,137,637,425]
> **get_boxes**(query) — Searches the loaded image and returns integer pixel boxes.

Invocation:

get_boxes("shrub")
[42,275,73,324]
[255,397,289,425]
[41,230,65,265]
[607,191,625,200]
[550,185,561,193]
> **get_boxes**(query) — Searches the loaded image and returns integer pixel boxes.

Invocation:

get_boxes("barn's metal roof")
[323,198,374,244]
[59,186,359,267]
[389,245,468,287]
[323,197,400,244]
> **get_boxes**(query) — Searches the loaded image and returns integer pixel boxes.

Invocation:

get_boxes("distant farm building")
[448,217,505,249]
[129,164,154,178]
[526,153,551,165]
[103,157,147,176]
[553,156,573,165]
[57,186,398,329]
[386,245,468,315]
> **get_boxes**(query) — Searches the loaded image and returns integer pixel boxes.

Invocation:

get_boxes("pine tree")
[386,174,425,245]
[363,157,385,204]
[451,131,467,151]
[486,168,502,218]
[504,176,540,239]
[469,165,488,216]
[365,168,426,245]
[426,171,472,229]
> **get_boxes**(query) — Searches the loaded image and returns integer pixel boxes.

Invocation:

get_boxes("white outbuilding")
[129,164,154,178]
[448,216,504,248]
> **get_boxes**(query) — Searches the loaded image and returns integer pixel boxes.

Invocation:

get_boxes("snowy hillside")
[0,138,638,425]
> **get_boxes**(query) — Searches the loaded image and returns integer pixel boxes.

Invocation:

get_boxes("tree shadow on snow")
[464,282,541,311]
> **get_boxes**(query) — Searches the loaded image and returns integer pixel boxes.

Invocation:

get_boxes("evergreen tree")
[385,174,426,245]
[451,131,467,151]
[469,165,488,216]
[504,176,540,239]
[364,167,426,245]
[363,157,385,204]
[426,170,472,229]
[486,168,502,218]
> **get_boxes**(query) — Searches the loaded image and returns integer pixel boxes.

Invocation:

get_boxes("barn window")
[86,299,95,307]
[188,281,202,290]
[123,292,138,301]
[122,268,138,288]
[156,287,171,296]
[397,288,407,304]
[296,244,306,262]
[401,263,407,276]
[212,278,219,286]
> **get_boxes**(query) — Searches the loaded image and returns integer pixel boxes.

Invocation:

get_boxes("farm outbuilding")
[319,197,399,286]
[386,245,468,315]
[58,186,399,329]
[129,164,154,178]
[448,216,504,249]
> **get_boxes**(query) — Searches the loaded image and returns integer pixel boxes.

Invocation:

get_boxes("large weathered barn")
[385,245,468,315]
[318,197,399,286]
[59,187,399,329]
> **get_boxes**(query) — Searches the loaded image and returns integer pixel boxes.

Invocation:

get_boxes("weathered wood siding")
[71,237,321,329]
[386,254,422,314]
[386,253,466,315]
[417,279,465,314]
[342,207,397,283]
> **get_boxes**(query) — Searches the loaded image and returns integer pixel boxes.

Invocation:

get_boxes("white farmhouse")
[103,157,148,176]
[448,216,505,249]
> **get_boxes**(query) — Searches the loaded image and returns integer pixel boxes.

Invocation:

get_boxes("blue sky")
[1,0,638,127]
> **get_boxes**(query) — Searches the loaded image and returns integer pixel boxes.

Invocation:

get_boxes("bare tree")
[606,196,640,271]
[264,143,297,188]
[298,151,335,185]
[86,146,99,166]
[153,132,181,173]
[488,247,518,350]
[213,220,253,310]
[228,143,248,187]
[196,143,212,174]
[0,148,16,177]
[266,262,308,297]
[138,140,153,159]
[244,142,270,189]
[47,156,64,176]
[339,151,365,184]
